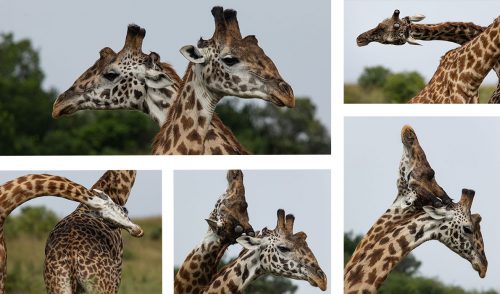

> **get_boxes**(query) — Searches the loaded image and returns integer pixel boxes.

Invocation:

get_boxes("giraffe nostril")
[248,230,255,237]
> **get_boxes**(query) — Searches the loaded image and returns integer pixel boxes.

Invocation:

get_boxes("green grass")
[479,85,496,103]
[345,84,497,103]
[4,216,161,293]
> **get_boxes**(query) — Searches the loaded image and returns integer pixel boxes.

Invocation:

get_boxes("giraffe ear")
[180,45,205,64]
[409,14,425,22]
[237,236,261,249]
[144,68,174,89]
[205,219,220,231]
[423,206,449,220]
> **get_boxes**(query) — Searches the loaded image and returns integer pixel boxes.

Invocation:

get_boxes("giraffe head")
[52,24,178,124]
[423,189,487,278]
[179,6,295,108]
[87,189,144,237]
[237,209,327,291]
[399,125,452,207]
[206,170,254,243]
[356,9,425,46]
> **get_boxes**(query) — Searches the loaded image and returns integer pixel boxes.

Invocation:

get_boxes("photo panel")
[0,170,161,293]
[344,117,498,292]
[174,169,331,293]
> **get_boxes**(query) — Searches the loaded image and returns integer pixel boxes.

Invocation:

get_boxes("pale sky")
[174,170,331,294]
[0,0,330,129]
[345,0,500,84]
[0,170,161,218]
[345,117,500,292]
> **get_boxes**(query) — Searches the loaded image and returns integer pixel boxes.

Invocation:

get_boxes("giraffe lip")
[270,93,295,108]
[356,37,370,47]
[472,262,487,278]
[128,225,144,238]
[307,270,327,291]
[52,101,77,118]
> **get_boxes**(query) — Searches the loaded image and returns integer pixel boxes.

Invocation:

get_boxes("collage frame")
[2,0,500,293]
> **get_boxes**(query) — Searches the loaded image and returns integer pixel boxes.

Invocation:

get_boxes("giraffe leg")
[487,64,500,104]
[487,82,500,104]
[44,249,73,294]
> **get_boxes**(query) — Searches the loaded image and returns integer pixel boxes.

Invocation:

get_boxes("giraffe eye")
[103,72,120,81]
[463,226,473,234]
[277,245,291,253]
[222,56,240,66]
[122,207,129,214]
[393,23,400,29]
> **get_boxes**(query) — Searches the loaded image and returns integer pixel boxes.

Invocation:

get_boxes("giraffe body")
[175,170,254,294]
[44,170,137,294]
[152,7,294,154]
[0,174,142,293]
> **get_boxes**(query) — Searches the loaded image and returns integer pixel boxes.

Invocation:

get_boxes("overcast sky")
[174,170,331,294]
[0,170,161,218]
[0,0,330,129]
[345,117,500,292]
[345,0,500,84]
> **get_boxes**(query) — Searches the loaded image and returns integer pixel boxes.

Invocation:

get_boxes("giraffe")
[52,24,249,155]
[204,209,327,293]
[175,170,254,294]
[344,126,487,293]
[152,7,295,154]
[356,9,500,103]
[44,170,139,294]
[0,173,143,294]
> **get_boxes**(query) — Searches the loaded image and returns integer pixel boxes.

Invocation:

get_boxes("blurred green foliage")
[345,66,425,103]
[5,206,58,239]
[344,232,497,294]
[358,66,392,90]
[345,65,496,104]
[0,32,330,155]
[216,98,331,154]
[3,206,161,293]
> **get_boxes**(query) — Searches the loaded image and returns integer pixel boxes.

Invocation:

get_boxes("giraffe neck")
[143,88,171,126]
[453,17,500,97]
[344,205,438,293]
[410,22,485,45]
[142,63,181,126]
[203,249,262,294]
[409,17,500,104]
[153,63,221,155]
[175,230,228,294]
[0,174,101,221]
[90,170,136,206]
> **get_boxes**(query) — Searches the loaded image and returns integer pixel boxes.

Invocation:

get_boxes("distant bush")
[5,206,58,239]
[382,71,426,103]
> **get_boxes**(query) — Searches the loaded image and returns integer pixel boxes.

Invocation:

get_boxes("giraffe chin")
[52,102,77,118]
[472,263,487,278]
[269,93,295,108]
[307,276,327,291]
[127,226,144,238]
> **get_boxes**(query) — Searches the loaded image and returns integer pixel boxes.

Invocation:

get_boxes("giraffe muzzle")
[128,224,144,238]
[307,268,327,291]
[270,80,295,108]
